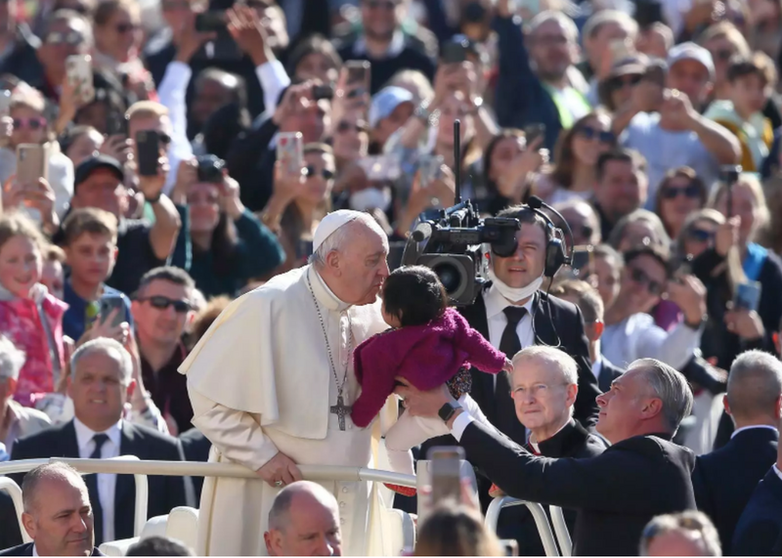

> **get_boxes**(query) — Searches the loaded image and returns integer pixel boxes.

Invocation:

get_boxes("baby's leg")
[384,412,429,475]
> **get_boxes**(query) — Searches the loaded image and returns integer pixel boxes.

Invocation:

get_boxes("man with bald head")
[399,357,697,555]
[640,511,722,556]
[692,350,781,554]
[264,481,342,556]
[0,462,103,556]
[180,210,392,555]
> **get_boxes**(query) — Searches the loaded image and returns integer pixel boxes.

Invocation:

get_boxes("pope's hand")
[257,452,303,487]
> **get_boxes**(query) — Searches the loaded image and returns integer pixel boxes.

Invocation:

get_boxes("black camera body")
[401,200,520,306]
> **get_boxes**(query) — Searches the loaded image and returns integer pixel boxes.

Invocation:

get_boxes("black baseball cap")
[74,155,125,191]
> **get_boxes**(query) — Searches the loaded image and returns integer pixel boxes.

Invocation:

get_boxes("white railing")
[484,496,573,557]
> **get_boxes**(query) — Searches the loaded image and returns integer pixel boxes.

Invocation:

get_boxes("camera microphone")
[411,222,433,243]
[527,195,544,210]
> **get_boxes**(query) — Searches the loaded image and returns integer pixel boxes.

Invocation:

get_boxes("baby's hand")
[502,358,514,374]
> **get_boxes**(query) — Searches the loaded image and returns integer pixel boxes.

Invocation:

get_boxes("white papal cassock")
[179,265,394,556]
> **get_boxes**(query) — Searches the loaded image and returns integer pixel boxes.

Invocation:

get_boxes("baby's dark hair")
[383,266,448,327]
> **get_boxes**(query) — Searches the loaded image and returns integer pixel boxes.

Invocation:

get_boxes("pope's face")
[334,224,390,306]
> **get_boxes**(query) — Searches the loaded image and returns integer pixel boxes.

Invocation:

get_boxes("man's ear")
[21,512,36,540]
[723,394,732,416]
[593,320,605,340]
[565,383,578,410]
[126,379,137,401]
[640,397,664,421]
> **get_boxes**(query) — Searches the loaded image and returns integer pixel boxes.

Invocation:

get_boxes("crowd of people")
[1,0,782,555]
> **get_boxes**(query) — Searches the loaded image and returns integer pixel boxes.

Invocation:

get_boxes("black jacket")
[11,421,188,545]
[179,427,212,502]
[0,543,104,556]
[693,427,779,554]
[510,420,607,556]
[460,420,697,556]
[597,358,624,394]
[732,466,782,555]
[0,492,22,551]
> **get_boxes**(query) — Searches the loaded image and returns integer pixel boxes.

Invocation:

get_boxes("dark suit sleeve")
[0,492,22,551]
[460,420,665,513]
[691,459,715,520]
[567,305,601,429]
[733,520,782,556]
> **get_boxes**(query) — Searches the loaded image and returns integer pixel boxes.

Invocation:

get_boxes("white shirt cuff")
[256,59,291,114]
[450,411,475,442]
[774,464,782,482]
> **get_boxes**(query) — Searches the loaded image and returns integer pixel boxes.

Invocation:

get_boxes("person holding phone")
[169,154,284,298]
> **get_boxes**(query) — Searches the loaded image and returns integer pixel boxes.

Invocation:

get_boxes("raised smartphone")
[135,130,160,177]
[98,295,127,328]
[345,60,371,98]
[66,54,94,105]
[276,131,303,175]
[16,144,48,185]
[734,281,762,312]
[195,11,226,32]
[442,41,468,64]
[524,123,546,146]
[428,446,465,505]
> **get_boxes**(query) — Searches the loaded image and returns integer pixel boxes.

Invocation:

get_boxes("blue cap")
[368,86,414,128]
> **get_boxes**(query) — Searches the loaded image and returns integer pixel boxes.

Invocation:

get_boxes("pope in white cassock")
[178,210,397,556]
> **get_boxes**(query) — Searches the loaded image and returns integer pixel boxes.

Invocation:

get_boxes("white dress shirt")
[601,313,702,370]
[483,285,535,390]
[591,354,603,384]
[73,418,122,544]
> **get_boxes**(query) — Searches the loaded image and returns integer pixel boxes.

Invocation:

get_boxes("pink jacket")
[0,284,67,407]
[351,307,506,428]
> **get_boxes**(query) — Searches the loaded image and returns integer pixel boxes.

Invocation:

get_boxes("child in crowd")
[0,213,67,408]
[351,266,511,495]
[60,208,133,341]
[705,52,776,172]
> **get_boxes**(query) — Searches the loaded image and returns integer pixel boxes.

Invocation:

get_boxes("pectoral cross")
[331,395,352,431]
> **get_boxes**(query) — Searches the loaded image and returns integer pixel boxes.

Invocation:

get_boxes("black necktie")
[496,307,528,445]
[86,434,109,545]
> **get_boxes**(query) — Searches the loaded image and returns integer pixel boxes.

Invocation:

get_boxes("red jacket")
[351,307,506,428]
[0,284,67,407]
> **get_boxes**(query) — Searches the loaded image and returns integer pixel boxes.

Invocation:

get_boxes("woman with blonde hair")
[607,209,671,253]
[414,504,503,556]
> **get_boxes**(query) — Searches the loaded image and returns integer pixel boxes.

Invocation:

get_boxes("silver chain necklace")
[307,273,354,430]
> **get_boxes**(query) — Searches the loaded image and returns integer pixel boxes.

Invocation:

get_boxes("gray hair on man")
[70,338,133,384]
[512,346,579,386]
[640,510,722,556]
[528,10,579,43]
[22,462,87,514]
[630,359,694,434]
[727,350,782,420]
[0,335,26,382]
[309,212,387,268]
[267,481,339,532]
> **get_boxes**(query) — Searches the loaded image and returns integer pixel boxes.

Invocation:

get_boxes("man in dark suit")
[399,358,697,556]
[551,280,625,393]
[0,463,104,556]
[692,350,781,554]
[732,418,782,556]
[11,339,187,546]
[0,492,22,551]
[490,346,607,555]
[179,428,212,502]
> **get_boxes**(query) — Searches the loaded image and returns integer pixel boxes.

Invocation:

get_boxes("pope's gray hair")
[70,337,133,384]
[309,213,387,268]
[0,335,26,382]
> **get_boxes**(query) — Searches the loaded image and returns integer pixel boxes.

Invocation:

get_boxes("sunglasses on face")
[629,266,664,296]
[337,120,369,134]
[578,225,594,240]
[609,74,642,91]
[715,49,734,61]
[662,183,701,199]
[304,165,335,180]
[576,126,615,144]
[45,31,85,45]
[13,117,47,130]
[137,295,192,313]
[687,228,715,243]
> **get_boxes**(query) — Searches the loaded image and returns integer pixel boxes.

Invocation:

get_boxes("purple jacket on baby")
[351,307,507,428]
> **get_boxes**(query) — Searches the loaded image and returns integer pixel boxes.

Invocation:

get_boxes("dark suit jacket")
[692,427,779,554]
[462,290,601,441]
[0,492,22,551]
[512,420,607,556]
[460,421,697,556]
[597,358,624,394]
[732,467,782,555]
[11,421,187,545]
[0,543,103,556]
[178,428,212,502]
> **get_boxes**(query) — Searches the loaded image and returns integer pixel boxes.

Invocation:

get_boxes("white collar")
[308,265,351,313]
[353,30,405,59]
[484,285,535,321]
[32,544,38,557]
[73,417,122,453]
[731,425,779,439]
[529,418,572,453]
[591,354,603,380]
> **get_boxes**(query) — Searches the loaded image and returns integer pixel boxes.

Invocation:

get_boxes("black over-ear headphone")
[526,196,575,278]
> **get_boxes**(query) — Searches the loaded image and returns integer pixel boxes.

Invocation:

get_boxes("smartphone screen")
[106,112,128,137]
[734,281,762,312]
[16,144,48,185]
[66,54,94,104]
[135,130,160,177]
[428,447,464,505]
[345,61,370,91]
[570,245,594,276]
[524,123,546,146]
[195,11,226,32]
[277,132,304,175]
[0,90,11,117]
[442,42,468,64]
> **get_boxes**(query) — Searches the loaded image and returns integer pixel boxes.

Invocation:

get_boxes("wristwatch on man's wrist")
[438,401,461,423]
